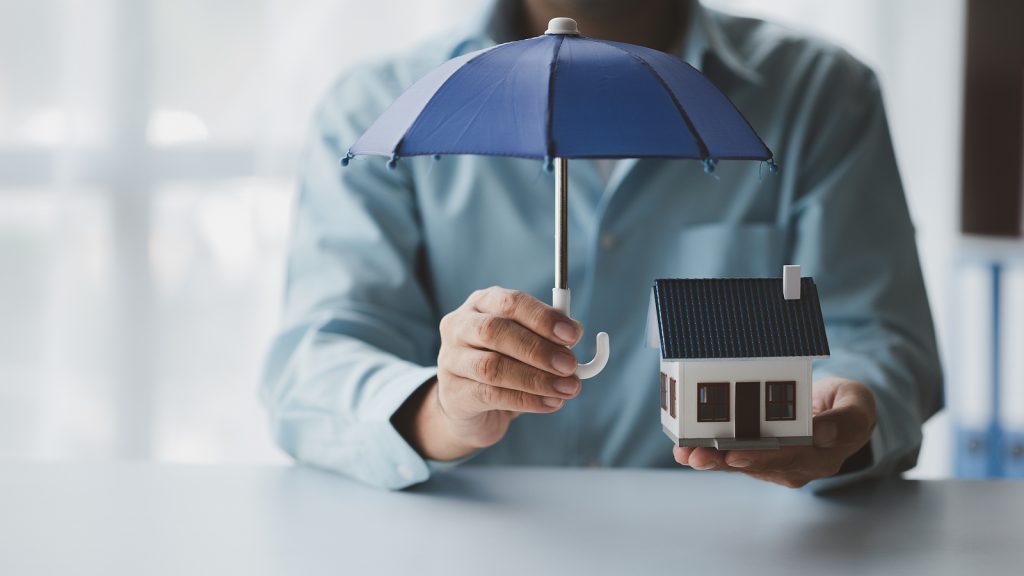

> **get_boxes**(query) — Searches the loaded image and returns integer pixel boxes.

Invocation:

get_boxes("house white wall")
[664,357,813,441]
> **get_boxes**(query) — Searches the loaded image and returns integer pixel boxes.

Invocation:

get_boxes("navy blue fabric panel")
[350,47,490,157]
[551,36,701,158]
[653,278,829,359]
[598,40,771,160]
[398,37,556,158]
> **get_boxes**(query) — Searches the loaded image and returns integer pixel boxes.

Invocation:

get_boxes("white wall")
[677,357,812,440]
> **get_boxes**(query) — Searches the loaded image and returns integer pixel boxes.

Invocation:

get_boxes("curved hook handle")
[575,331,610,379]
[552,288,611,379]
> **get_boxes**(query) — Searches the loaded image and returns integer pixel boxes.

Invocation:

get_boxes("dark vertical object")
[660,373,668,412]
[554,157,568,289]
[962,0,1024,236]
[670,378,677,419]
[735,382,760,439]
[989,263,1004,476]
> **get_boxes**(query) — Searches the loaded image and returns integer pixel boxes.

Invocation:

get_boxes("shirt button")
[396,463,416,481]
[600,233,617,251]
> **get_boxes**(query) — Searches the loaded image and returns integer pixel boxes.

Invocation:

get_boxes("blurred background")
[0,0,1020,477]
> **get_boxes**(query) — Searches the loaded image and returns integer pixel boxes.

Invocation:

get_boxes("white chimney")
[783,265,801,300]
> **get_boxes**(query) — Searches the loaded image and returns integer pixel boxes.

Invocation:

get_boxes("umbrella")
[343,17,775,379]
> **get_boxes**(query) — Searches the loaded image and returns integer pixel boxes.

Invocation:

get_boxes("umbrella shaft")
[555,158,569,290]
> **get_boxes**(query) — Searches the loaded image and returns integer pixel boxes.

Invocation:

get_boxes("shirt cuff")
[362,364,440,490]
[427,452,479,475]
[362,365,476,490]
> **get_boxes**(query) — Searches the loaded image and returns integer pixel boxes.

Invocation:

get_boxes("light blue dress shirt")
[261,1,943,491]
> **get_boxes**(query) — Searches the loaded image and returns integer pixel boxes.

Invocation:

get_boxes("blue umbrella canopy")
[347,17,773,167]
[344,18,776,380]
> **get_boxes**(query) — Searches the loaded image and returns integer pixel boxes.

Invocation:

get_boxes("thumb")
[812,380,876,448]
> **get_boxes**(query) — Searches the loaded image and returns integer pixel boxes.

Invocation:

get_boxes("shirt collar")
[682,2,762,84]
[467,0,760,84]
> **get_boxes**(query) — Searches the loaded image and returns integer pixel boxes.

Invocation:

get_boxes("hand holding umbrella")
[343,17,775,379]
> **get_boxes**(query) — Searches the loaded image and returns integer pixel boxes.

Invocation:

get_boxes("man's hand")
[398,286,583,461]
[673,377,877,488]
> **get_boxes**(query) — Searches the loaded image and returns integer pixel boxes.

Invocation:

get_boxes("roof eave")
[661,355,830,362]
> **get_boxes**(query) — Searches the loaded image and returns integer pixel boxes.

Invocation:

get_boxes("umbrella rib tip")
[702,158,718,178]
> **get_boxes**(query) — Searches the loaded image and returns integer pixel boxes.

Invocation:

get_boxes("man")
[261,0,943,491]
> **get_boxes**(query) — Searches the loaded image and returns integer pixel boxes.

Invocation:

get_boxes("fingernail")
[728,458,752,468]
[692,462,715,471]
[551,352,577,376]
[554,378,578,396]
[814,421,838,447]
[554,321,579,344]
[542,397,564,408]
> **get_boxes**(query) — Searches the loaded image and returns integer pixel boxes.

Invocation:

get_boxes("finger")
[469,287,581,346]
[724,446,813,472]
[673,446,694,466]
[686,447,729,471]
[460,313,579,378]
[812,384,876,449]
[811,378,842,415]
[460,378,564,413]
[448,348,580,399]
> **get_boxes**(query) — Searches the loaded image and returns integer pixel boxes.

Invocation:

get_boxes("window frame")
[765,380,797,421]
[660,372,668,412]
[669,377,677,418]
[697,382,730,422]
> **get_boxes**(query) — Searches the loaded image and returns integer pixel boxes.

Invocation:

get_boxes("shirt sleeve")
[260,68,447,490]
[780,60,944,492]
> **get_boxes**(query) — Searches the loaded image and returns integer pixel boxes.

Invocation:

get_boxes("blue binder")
[954,262,1002,477]
[998,263,1024,477]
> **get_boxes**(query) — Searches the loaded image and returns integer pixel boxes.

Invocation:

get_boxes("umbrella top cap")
[545,17,580,35]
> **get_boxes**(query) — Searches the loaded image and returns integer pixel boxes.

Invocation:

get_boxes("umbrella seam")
[545,35,566,159]
[590,39,711,161]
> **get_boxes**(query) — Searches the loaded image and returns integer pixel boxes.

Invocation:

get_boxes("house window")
[660,373,668,412]
[697,382,729,422]
[766,381,796,421]
[669,378,677,418]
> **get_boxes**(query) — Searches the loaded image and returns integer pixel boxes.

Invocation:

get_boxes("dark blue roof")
[651,277,830,360]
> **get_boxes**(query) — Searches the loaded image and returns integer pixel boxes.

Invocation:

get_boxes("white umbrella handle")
[552,288,610,379]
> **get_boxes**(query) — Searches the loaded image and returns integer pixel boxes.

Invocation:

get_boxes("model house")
[646,265,830,449]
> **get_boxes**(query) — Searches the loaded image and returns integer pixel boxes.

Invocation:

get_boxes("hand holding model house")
[675,376,877,488]
[651,266,878,487]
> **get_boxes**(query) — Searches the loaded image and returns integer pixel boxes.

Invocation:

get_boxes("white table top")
[0,461,1019,576]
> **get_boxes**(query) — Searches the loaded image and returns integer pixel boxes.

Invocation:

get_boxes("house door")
[735,382,760,439]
